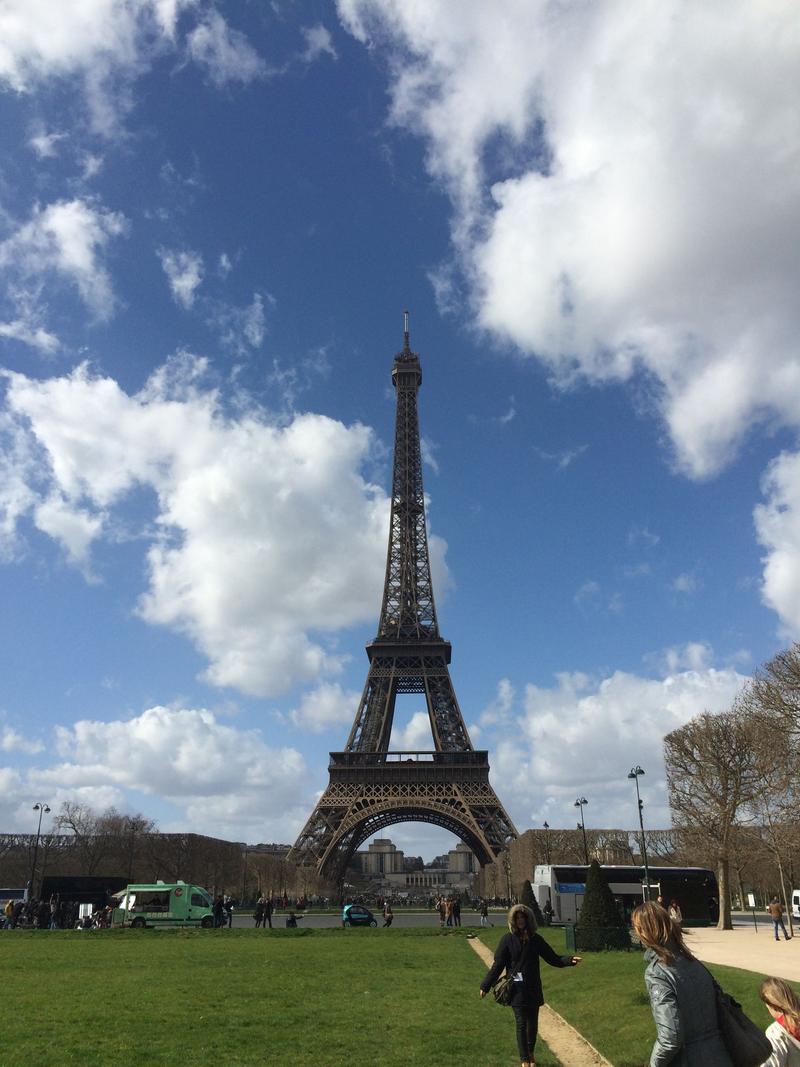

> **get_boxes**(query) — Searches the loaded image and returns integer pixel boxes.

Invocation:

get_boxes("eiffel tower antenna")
[288,316,517,881]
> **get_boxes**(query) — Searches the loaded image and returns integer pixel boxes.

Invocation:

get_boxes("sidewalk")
[688,926,800,982]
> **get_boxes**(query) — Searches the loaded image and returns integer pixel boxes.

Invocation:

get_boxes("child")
[760,976,800,1066]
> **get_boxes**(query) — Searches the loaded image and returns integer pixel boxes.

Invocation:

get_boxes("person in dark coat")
[632,900,733,1066]
[479,903,581,1067]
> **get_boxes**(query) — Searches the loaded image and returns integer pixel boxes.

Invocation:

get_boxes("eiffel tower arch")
[288,315,517,884]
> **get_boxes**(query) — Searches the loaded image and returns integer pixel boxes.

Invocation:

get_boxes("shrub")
[575,860,631,951]
[520,879,544,927]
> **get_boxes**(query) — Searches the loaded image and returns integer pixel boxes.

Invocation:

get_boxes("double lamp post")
[29,801,51,898]
[562,769,651,904]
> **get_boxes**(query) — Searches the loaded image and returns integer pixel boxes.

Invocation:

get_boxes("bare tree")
[744,703,800,933]
[750,643,800,745]
[664,703,761,930]
[53,802,113,875]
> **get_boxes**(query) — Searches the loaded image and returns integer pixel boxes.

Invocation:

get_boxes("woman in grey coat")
[632,901,732,1067]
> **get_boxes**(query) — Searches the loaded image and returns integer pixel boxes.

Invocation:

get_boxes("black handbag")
[492,936,529,1006]
[707,970,772,1067]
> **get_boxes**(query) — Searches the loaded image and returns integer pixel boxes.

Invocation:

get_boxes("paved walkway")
[469,937,611,1067]
[687,926,800,982]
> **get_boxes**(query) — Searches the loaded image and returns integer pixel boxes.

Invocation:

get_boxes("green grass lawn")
[481,925,797,1067]
[0,926,560,1067]
[5,924,791,1067]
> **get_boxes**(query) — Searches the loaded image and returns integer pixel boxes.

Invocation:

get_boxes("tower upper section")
[374,313,441,645]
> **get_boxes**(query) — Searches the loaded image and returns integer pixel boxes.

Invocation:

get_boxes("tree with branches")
[664,703,761,929]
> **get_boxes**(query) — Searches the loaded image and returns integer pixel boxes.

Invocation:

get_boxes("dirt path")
[469,937,612,1067]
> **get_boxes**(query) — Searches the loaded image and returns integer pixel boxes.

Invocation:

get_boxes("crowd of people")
[2,896,111,930]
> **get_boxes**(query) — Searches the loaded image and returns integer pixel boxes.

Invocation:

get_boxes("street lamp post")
[543,821,551,865]
[628,766,651,901]
[29,802,51,899]
[574,797,589,864]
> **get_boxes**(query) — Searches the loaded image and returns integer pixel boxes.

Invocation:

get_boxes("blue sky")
[1,1,798,859]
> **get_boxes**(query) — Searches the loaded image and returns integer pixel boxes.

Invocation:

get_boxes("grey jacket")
[643,949,733,1067]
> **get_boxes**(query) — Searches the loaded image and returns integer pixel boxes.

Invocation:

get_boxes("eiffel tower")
[288,315,517,882]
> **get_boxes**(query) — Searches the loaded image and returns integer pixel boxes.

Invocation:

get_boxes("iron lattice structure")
[288,318,517,882]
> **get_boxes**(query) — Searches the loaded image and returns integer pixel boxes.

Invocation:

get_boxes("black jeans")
[512,1003,539,1061]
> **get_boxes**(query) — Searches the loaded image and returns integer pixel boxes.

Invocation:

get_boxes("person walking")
[382,901,394,928]
[668,899,683,927]
[479,898,490,927]
[769,898,792,941]
[479,903,581,1067]
[265,895,274,929]
[760,976,800,1066]
[212,895,225,928]
[632,900,732,1065]
[453,897,461,927]
[254,895,265,928]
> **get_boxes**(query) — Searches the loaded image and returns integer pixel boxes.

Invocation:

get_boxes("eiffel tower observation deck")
[288,315,517,882]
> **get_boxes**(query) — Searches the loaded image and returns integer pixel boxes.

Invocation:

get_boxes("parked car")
[342,903,377,927]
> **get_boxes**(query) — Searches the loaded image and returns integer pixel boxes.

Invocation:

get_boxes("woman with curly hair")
[479,903,581,1067]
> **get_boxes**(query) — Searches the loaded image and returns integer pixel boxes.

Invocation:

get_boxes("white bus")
[533,864,719,926]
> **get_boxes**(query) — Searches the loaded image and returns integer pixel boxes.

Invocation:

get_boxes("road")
[225,909,796,932]
[229,910,483,930]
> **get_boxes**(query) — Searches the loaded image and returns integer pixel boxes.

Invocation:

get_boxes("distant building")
[354,837,477,895]
[357,837,406,875]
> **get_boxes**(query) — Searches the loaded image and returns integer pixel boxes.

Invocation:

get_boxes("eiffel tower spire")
[345,313,471,754]
[288,316,517,880]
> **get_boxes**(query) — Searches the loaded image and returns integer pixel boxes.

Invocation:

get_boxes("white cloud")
[480,677,515,726]
[672,572,699,595]
[300,24,338,64]
[33,493,105,575]
[338,1,800,481]
[489,661,747,830]
[0,199,127,321]
[158,247,204,309]
[52,705,303,798]
[755,449,800,639]
[573,579,600,611]
[533,443,587,470]
[28,127,66,159]
[289,683,359,733]
[389,710,434,751]
[0,0,194,134]
[420,436,439,474]
[1,725,44,755]
[80,154,104,181]
[0,318,58,354]
[628,525,660,549]
[187,11,266,87]
[0,410,39,561]
[0,357,423,697]
[210,292,268,353]
[652,641,714,674]
[0,2,274,134]
[0,704,313,840]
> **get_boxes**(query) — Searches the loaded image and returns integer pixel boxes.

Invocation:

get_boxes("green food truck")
[114,880,215,928]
